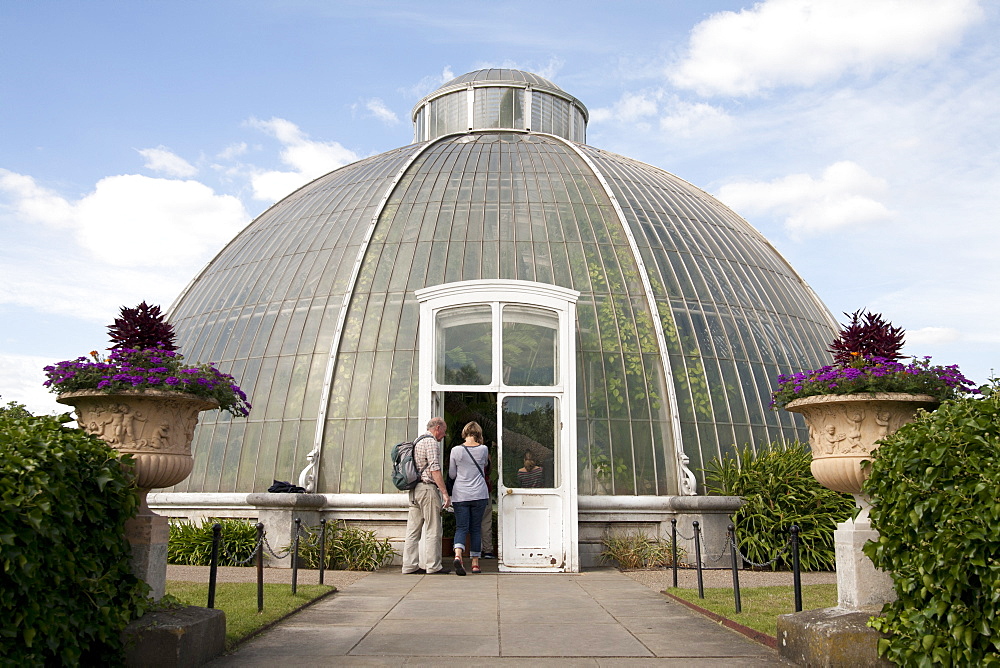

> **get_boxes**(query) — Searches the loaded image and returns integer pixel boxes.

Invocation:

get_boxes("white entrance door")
[416,280,579,573]
[497,394,567,570]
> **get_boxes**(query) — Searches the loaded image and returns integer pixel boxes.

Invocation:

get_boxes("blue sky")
[2,0,998,414]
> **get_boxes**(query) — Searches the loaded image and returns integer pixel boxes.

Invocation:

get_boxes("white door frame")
[415,280,580,572]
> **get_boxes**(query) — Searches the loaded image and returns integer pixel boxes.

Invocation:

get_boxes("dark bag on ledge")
[268,479,306,493]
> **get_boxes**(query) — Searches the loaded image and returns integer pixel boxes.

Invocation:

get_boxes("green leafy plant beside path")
[703,442,855,571]
[864,381,1000,665]
[168,518,259,566]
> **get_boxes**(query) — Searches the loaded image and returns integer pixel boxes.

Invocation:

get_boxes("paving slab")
[206,566,789,665]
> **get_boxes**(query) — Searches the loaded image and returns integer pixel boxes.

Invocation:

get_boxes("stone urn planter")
[784,392,939,495]
[57,389,218,599]
[57,389,218,494]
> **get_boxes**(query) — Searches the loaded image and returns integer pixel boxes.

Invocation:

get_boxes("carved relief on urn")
[57,389,218,490]
[785,393,938,494]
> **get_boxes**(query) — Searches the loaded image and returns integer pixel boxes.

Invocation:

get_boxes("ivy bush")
[864,383,1000,665]
[0,413,148,666]
[167,518,259,566]
[703,442,855,571]
[295,522,397,571]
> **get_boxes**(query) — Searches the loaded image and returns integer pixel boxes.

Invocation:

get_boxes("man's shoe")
[427,568,451,574]
[454,557,466,576]
[404,568,427,575]
[481,552,496,559]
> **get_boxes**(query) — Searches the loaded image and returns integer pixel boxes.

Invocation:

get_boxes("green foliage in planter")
[600,531,685,569]
[294,522,397,571]
[703,442,855,571]
[0,413,149,666]
[863,383,1000,665]
[167,518,259,566]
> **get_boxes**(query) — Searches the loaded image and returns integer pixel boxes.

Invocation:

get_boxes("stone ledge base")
[123,605,226,668]
[777,607,891,667]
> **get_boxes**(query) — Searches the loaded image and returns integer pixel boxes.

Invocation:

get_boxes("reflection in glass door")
[498,396,565,569]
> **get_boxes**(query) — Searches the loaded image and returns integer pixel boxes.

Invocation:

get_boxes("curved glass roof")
[168,73,836,497]
[441,69,562,90]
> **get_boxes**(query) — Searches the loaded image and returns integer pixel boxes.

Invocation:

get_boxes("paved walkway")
[206,565,786,666]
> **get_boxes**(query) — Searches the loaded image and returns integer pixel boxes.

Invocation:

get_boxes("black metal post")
[319,518,327,585]
[791,525,803,612]
[729,524,741,614]
[292,517,301,595]
[208,523,221,609]
[256,522,264,613]
[693,520,704,599]
[670,518,678,589]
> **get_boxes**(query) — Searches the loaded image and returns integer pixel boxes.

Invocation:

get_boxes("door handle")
[505,488,513,495]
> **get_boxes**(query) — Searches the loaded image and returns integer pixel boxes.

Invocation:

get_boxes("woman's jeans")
[453,497,488,557]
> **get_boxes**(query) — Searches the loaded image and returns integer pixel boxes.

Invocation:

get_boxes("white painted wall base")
[149,492,743,569]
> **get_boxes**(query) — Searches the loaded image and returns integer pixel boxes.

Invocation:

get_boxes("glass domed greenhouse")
[157,69,836,570]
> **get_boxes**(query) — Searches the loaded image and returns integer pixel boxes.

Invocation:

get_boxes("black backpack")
[390,435,432,491]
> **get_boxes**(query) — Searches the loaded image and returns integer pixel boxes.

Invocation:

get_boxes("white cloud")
[906,326,961,346]
[364,98,400,125]
[716,161,893,235]
[1,169,247,268]
[404,66,457,99]
[0,169,74,228]
[216,142,248,160]
[0,354,64,416]
[246,117,359,201]
[591,91,659,124]
[137,146,198,177]
[671,0,983,96]
[659,101,733,138]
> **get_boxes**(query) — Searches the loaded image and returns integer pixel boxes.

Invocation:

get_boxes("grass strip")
[166,581,335,649]
[665,584,837,639]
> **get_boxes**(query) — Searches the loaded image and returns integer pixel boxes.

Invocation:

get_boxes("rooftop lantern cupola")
[412,68,589,143]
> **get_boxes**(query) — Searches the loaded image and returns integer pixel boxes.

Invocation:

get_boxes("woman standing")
[448,421,490,575]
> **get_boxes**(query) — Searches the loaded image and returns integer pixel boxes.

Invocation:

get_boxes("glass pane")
[502,305,558,386]
[436,305,492,384]
[501,396,557,488]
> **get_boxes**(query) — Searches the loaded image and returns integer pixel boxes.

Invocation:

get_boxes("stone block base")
[125,512,170,600]
[777,607,891,667]
[123,605,226,668]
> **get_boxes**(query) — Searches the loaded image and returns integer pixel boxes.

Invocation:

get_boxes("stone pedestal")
[835,515,894,610]
[123,605,225,667]
[777,607,891,667]
[246,493,326,568]
[125,490,171,599]
[778,503,895,666]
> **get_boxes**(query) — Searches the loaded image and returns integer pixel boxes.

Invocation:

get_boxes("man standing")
[402,417,451,574]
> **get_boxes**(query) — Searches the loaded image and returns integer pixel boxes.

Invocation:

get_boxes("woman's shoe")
[471,566,481,573]
[454,557,466,576]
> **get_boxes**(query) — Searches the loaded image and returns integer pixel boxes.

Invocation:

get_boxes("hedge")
[864,383,1000,665]
[0,413,148,666]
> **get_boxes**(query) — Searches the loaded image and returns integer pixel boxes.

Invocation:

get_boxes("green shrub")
[703,442,855,571]
[295,522,397,571]
[167,518,259,566]
[0,413,149,666]
[0,397,31,419]
[600,531,684,569]
[864,383,1000,665]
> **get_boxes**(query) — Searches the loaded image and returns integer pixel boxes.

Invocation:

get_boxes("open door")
[416,280,579,572]
[497,395,569,570]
